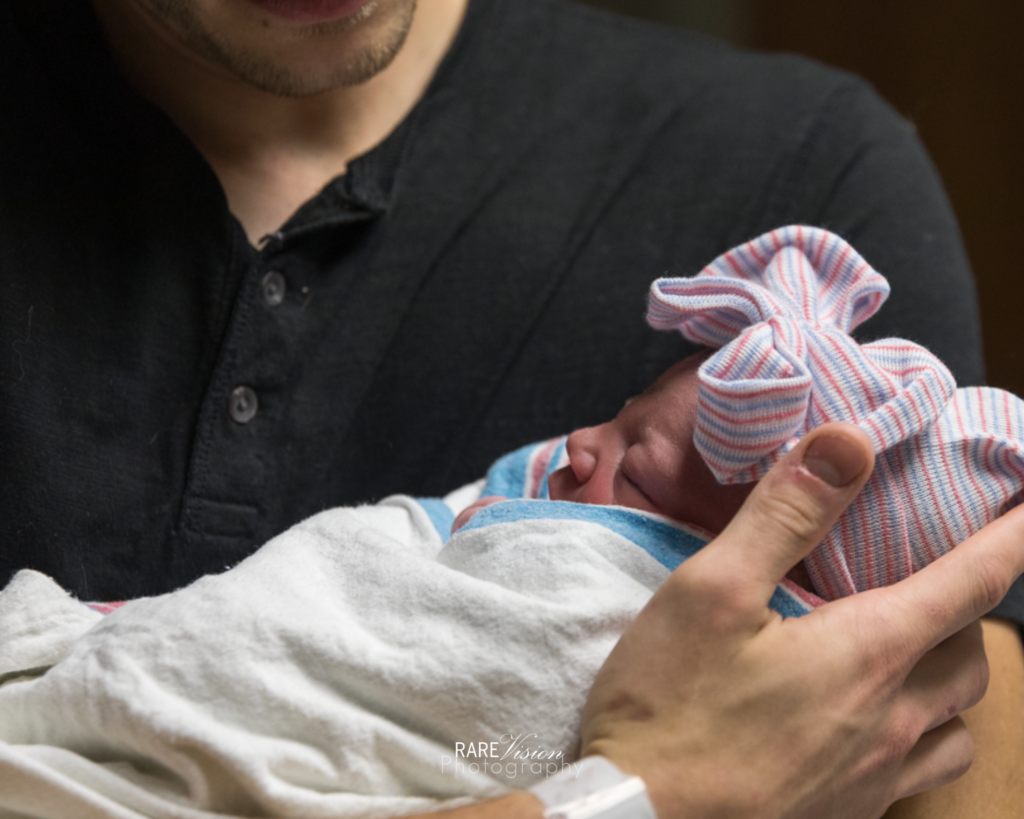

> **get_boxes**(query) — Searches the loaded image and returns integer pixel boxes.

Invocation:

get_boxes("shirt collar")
[263,0,499,246]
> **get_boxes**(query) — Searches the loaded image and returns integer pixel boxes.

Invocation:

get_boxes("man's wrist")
[528,756,658,819]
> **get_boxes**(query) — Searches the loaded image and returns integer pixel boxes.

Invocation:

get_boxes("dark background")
[578,0,1024,395]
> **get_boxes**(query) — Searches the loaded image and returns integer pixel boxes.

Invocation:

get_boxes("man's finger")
[892,716,975,801]
[707,422,875,602]
[877,504,1024,659]
[901,621,988,734]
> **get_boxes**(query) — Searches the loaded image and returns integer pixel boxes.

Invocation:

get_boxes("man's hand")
[580,422,1024,819]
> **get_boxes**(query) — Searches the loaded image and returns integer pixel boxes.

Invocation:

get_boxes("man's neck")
[91,0,468,244]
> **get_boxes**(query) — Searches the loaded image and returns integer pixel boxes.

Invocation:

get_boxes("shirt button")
[260,271,286,308]
[228,386,258,424]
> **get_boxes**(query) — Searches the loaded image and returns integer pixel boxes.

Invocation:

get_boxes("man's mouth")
[242,0,376,24]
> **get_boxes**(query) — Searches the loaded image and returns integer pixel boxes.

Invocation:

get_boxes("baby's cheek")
[450,496,508,534]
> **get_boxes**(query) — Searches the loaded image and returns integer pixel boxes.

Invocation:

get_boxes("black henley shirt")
[3,0,1020,624]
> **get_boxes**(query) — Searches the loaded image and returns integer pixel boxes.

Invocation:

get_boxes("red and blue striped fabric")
[648,225,1024,598]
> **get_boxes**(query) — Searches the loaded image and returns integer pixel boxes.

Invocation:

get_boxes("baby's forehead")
[616,355,705,433]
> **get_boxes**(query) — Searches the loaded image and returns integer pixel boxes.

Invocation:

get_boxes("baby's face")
[548,353,754,533]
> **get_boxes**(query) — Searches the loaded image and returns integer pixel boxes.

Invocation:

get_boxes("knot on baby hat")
[647,226,1024,598]
[647,225,955,483]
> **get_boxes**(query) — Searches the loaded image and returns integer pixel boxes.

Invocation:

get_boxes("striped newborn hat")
[648,226,1024,600]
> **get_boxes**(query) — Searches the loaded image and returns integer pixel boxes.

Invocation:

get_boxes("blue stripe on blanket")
[416,499,456,542]
[480,439,568,500]
[480,444,533,499]
[459,499,710,569]
[459,499,811,618]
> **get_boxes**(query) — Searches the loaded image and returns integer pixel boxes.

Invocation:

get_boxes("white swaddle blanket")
[0,489,811,819]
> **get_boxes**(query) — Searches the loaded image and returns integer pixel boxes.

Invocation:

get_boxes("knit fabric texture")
[648,226,1024,599]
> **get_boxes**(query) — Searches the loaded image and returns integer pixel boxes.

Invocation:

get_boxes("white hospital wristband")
[528,756,658,819]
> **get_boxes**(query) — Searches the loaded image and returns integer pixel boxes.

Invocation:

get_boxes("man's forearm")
[403,791,544,819]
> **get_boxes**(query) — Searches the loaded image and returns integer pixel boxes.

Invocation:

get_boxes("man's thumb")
[710,422,875,600]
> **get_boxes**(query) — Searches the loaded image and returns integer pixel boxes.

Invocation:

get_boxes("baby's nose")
[565,428,599,485]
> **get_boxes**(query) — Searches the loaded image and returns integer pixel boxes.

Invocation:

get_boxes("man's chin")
[136,0,417,96]
[208,43,407,97]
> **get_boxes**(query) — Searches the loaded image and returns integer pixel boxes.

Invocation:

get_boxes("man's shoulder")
[471,0,880,127]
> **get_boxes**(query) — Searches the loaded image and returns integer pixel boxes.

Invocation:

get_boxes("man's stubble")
[138,0,417,96]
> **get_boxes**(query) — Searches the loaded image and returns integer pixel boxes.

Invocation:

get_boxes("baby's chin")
[663,479,755,536]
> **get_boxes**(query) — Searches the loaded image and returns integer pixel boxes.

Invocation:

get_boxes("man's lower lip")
[244,0,373,24]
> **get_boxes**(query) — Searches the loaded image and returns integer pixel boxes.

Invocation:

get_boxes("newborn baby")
[466,225,1024,601]
[2,227,1022,819]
